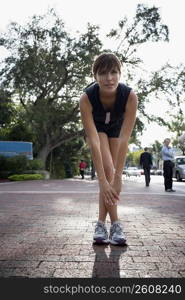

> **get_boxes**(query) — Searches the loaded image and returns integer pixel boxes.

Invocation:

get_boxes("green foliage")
[8,174,44,181]
[0,89,15,128]
[0,5,176,170]
[47,137,88,179]
[51,161,66,179]
[6,123,33,142]
[0,155,44,178]
[27,159,44,170]
[126,150,143,167]
[0,155,8,170]
[0,102,36,145]
[151,140,162,168]
[168,107,185,153]
[150,64,185,154]
[107,4,169,64]
[4,155,29,174]
[0,9,102,166]
[0,9,102,101]
[151,140,162,154]
[106,4,170,143]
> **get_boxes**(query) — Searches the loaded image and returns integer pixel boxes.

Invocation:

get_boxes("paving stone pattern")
[0,178,185,278]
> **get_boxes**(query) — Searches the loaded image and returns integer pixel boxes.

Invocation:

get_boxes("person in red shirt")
[79,160,87,179]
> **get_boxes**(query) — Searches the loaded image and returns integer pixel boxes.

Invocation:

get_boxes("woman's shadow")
[92,243,128,278]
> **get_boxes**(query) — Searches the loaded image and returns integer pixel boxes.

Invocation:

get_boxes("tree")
[164,65,185,153]
[149,63,185,151]
[169,108,185,154]
[106,4,169,142]
[48,137,82,178]
[107,4,168,65]
[0,9,102,166]
[0,89,15,128]
[178,133,185,155]
[0,5,170,167]
[126,149,143,167]
[151,140,162,168]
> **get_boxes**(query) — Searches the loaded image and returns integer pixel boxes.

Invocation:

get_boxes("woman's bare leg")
[108,138,120,167]
[98,133,119,223]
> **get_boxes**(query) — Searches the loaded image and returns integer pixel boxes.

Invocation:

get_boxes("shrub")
[0,155,8,170]
[8,174,44,181]
[0,155,28,173]
[0,155,45,178]
[7,155,29,173]
[51,161,66,179]
[27,159,44,170]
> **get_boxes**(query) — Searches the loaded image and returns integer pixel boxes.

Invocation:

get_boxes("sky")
[0,0,185,147]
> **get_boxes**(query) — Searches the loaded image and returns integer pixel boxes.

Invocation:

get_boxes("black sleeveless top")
[84,82,131,126]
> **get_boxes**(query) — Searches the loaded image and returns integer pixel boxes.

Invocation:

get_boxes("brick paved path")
[0,177,185,278]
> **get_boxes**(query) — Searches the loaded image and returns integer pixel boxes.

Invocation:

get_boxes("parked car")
[125,167,141,177]
[140,168,163,175]
[122,167,127,175]
[154,169,163,176]
[150,169,155,175]
[173,156,185,181]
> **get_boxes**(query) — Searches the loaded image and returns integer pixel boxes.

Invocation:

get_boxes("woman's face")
[95,67,121,93]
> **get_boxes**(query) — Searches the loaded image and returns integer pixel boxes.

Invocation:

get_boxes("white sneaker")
[93,221,109,244]
[109,221,127,245]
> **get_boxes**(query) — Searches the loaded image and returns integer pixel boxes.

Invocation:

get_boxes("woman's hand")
[99,180,119,206]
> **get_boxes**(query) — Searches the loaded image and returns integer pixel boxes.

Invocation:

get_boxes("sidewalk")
[0,177,185,278]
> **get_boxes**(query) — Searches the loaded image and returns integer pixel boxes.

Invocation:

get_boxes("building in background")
[0,141,33,160]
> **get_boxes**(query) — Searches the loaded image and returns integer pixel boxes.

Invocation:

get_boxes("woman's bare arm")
[114,91,138,177]
[79,93,106,181]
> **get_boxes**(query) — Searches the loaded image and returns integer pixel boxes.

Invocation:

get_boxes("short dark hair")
[164,138,170,143]
[144,147,148,151]
[92,53,122,76]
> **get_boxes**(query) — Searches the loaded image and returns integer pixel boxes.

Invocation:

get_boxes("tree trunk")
[36,129,84,168]
[37,145,51,168]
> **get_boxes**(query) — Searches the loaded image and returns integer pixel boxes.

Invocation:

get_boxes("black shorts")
[95,119,123,138]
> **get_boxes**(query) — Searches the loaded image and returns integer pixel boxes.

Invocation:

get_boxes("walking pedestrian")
[79,160,87,179]
[161,138,175,192]
[139,147,153,186]
[79,52,138,245]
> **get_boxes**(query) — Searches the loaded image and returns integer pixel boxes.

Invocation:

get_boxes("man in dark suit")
[140,147,153,187]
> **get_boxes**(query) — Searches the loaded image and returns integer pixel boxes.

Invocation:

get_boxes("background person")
[79,160,87,179]
[161,138,175,192]
[139,147,153,187]
[79,52,138,245]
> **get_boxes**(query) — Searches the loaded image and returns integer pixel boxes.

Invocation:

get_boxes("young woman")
[79,53,138,245]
